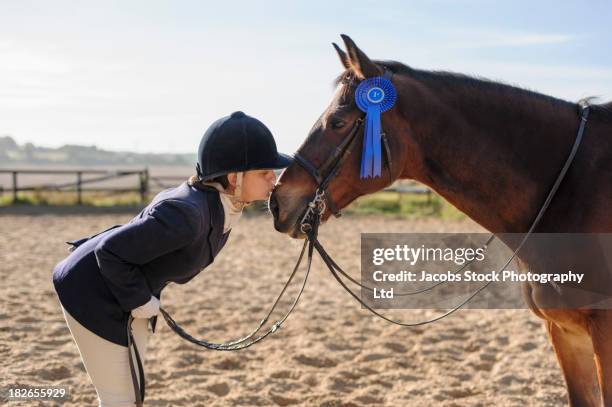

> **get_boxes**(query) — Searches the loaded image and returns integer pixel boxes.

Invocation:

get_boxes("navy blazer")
[52,182,230,346]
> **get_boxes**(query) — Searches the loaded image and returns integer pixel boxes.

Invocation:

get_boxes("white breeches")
[61,305,151,407]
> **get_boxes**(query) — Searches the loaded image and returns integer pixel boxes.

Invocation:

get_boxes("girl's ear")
[226,172,237,188]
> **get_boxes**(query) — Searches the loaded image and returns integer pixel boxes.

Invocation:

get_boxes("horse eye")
[331,119,346,129]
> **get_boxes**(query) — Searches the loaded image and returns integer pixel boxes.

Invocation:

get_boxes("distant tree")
[0,136,194,166]
[0,135,18,150]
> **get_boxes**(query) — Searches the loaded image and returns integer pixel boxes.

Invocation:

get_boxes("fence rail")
[0,168,433,206]
[0,169,150,204]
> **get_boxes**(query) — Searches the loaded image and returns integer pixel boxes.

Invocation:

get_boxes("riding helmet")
[196,111,293,180]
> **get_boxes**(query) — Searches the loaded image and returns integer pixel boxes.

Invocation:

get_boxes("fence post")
[76,171,83,205]
[140,168,149,204]
[12,171,18,203]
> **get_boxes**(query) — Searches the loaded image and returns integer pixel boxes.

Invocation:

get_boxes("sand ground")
[0,212,567,406]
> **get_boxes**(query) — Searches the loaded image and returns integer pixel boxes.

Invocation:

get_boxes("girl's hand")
[131,296,160,319]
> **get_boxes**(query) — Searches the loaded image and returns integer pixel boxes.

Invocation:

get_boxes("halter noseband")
[293,68,395,226]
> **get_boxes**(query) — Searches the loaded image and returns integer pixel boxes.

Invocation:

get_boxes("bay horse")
[269,35,612,406]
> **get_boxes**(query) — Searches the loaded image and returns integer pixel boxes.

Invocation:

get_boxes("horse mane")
[332,59,612,123]
[382,59,569,103]
[591,101,612,122]
[335,59,612,123]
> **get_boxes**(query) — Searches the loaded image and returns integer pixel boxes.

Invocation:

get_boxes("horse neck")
[394,72,579,233]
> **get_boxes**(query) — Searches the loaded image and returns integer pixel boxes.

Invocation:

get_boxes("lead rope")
[126,238,312,405]
[158,238,312,350]
[127,316,145,406]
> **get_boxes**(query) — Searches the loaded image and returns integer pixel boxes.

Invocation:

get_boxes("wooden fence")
[0,169,154,204]
[0,168,432,205]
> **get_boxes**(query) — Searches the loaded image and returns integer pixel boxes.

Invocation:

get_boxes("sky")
[1,0,611,155]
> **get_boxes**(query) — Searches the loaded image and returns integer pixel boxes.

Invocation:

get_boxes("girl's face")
[232,169,277,202]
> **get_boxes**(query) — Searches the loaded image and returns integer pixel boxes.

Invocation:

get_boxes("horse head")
[269,35,418,238]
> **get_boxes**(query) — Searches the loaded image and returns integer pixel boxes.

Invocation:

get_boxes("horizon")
[0,134,194,155]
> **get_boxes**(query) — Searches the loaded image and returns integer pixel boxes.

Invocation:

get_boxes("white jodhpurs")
[61,305,151,407]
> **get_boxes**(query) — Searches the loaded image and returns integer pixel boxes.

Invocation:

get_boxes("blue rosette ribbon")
[355,76,397,178]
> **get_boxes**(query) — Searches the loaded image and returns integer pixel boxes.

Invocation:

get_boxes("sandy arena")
[1,212,567,406]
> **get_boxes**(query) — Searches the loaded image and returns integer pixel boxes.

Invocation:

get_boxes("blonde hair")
[187,175,201,187]
[188,174,252,209]
[187,174,229,190]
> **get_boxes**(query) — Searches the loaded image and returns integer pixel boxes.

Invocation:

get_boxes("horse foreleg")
[547,320,600,407]
[589,310,612,406]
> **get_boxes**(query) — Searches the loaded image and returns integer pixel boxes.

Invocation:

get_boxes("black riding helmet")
[196,111,293,181]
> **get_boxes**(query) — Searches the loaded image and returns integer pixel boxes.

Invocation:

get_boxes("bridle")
[126,68,591,405]
[292,68,395,223]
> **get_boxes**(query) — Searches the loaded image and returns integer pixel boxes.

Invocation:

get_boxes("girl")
[52,111,293,406]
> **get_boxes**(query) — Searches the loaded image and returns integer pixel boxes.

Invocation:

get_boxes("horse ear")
[332,42,350,69]
[340,34,382,79]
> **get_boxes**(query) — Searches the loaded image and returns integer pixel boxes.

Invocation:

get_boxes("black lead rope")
[126,239,313,404]
[127,316,145,407]
[158,238,313,351]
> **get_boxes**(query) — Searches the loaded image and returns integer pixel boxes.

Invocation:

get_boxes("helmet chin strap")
[229,172,252,209]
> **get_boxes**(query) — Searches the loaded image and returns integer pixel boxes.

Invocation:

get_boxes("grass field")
[0,189,465,220]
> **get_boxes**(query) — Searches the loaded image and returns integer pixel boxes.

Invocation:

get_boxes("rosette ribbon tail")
[360,105,382,179]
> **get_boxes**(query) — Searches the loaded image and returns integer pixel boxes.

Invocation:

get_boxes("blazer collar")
[205,189,230,254]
